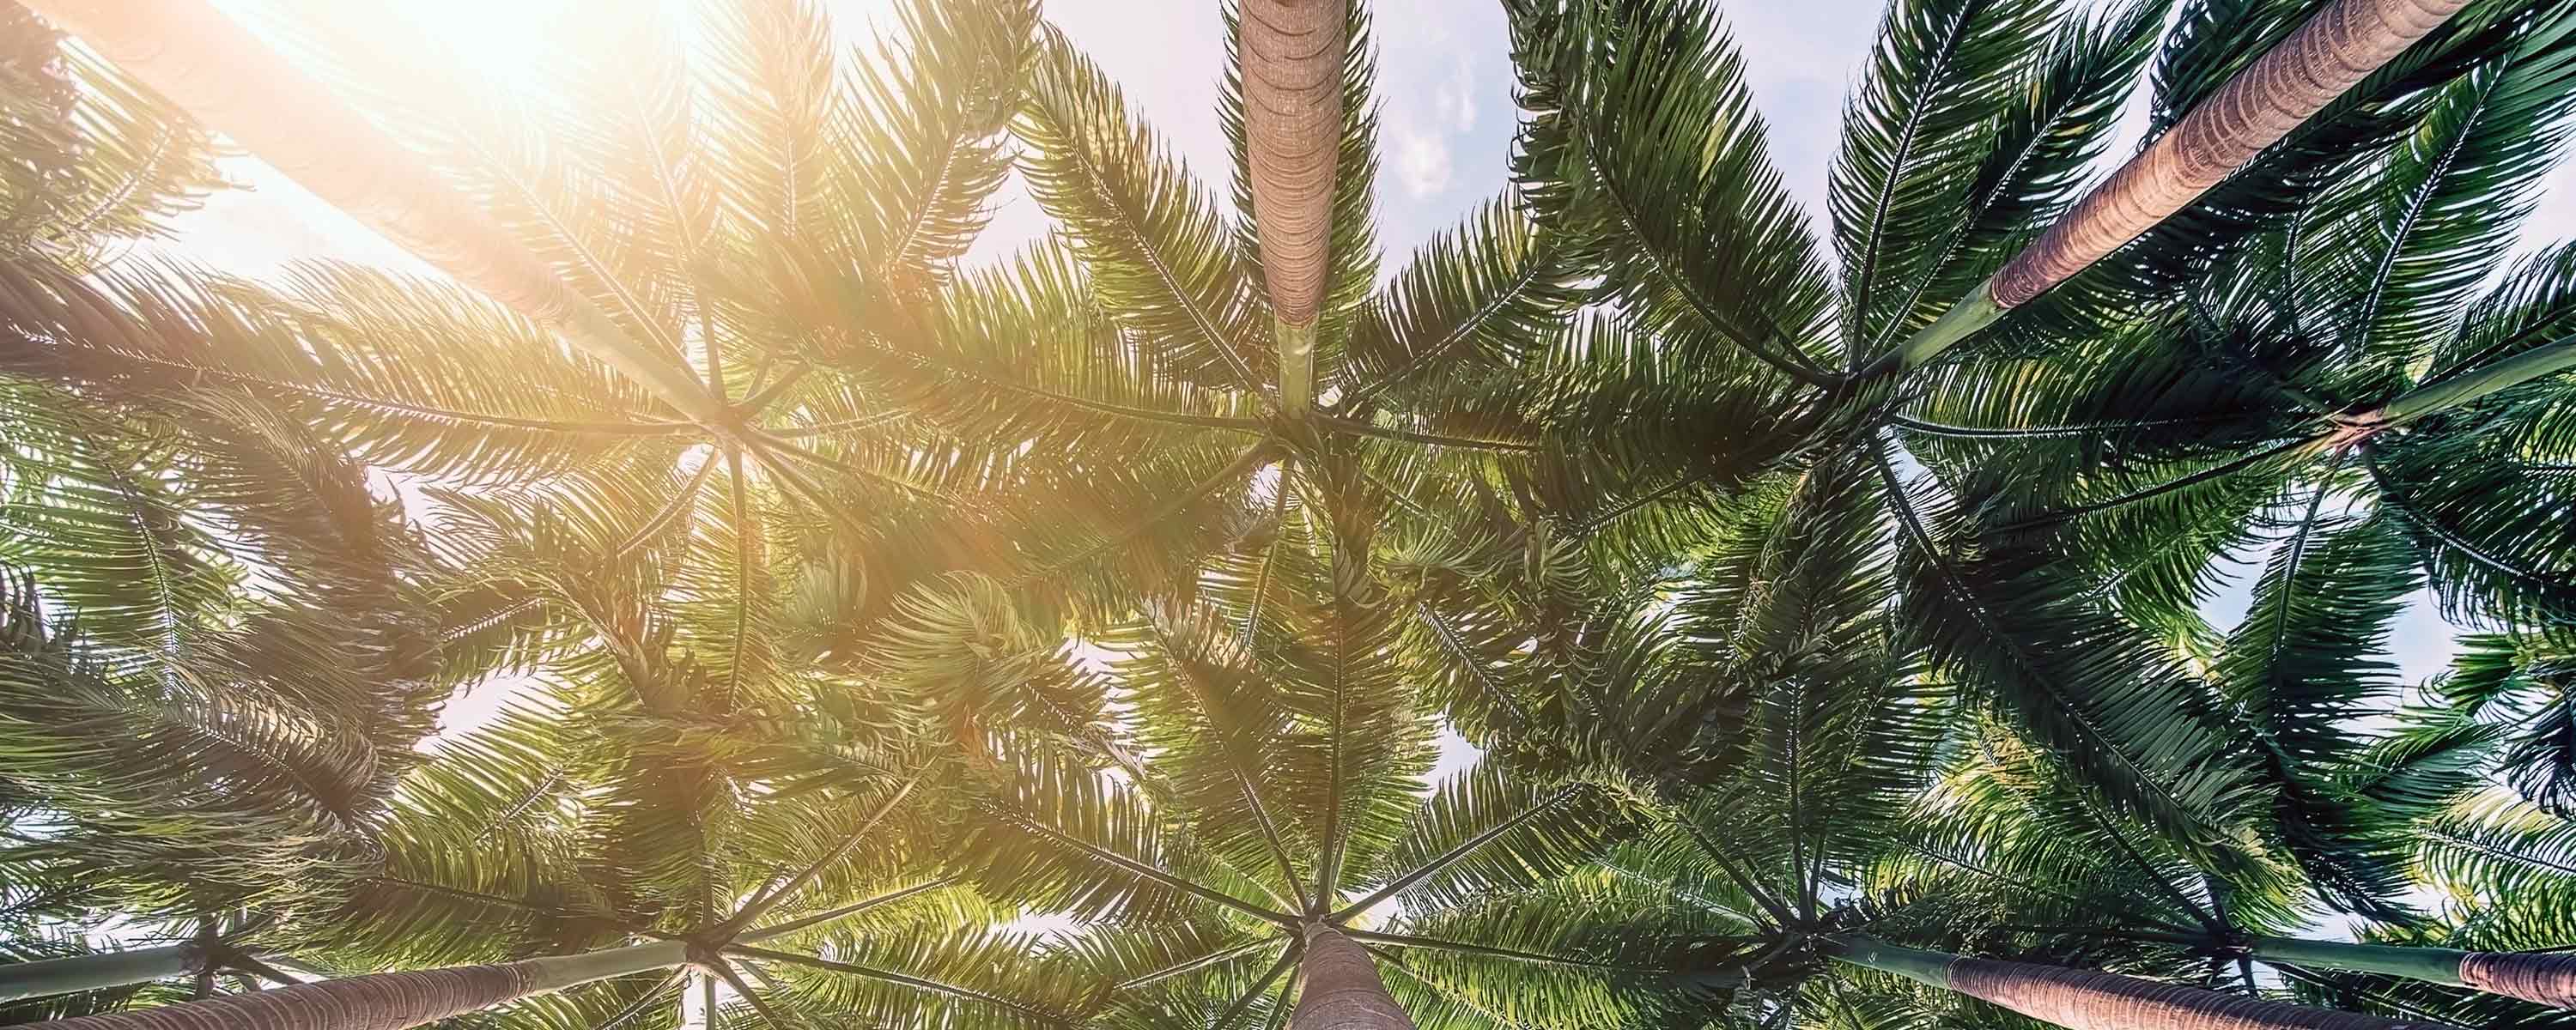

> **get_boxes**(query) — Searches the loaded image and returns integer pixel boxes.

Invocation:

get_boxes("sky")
[157,0,2576,700]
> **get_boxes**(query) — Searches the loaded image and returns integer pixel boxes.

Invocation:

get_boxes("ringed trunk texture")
[2253,935,2576,1009]
[0,945,204,1004]
[1947,958,2461,1030]
[2459,950,2576,1009]
[19,0,724,425]
[1291,924,1416,1030]
[1239,0,1344,409]
[1833,938,2463,1030]
[26,941,688,1030]
[1985,0,2471,310]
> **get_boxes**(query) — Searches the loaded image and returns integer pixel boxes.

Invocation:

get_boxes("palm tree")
[2431,630,2576,815]
[18,0,726,426]
[1888,0,2482,367]
[0,1,222,257]
[46,0,2549,815]
[1880,0,2576,642]
[0,6,478,1016]
[16,648,1065,1030]
[1830,936,2459,1029]
[9,0,1074,604]
[1382,433,2540,1028]
[866,453,1653,1029]
[2276,786,2576,1025]
[198,409,1078,1029]
[1240,0,1348,413]
[0,47,1080,996]
[1890,722,2576,1018]
[1558,627,2479,1030]
[1483,0,2576,870]
[9,2,2576,1029]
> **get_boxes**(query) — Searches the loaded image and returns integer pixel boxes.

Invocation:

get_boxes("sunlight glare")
[211,0,703,101]
[357,0,910,94]
[358,0,684,97]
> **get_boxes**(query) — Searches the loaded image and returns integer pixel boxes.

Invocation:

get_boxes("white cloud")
[1364,3,1506,222]
[1392,127,1455,199]
[1433,56,1479,133]
[2516,154,2576,256]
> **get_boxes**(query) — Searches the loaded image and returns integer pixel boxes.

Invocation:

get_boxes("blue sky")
[167,0,2576,688]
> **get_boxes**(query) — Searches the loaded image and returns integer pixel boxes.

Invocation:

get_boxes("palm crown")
[3,0,2576,1028]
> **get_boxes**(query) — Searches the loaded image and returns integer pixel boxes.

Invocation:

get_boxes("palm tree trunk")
[1889,0,2474,372]
[1291,924,1416,1030]
[17,0,726,427]
[25,941,689,1030]
[1832,936,2464,1029]
[2362,339,2576,427]
[1239,0,1345,412]
[2459,951,2576,1010]
[2251,936,2576,1009]
[0,945,205,1004]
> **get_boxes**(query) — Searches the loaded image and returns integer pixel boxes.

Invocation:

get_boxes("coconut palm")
[3,0,1079,627]
[9,499,1078,1030]
[1474,0,2576,881]
[1913,0,2576,645]
[1857,718,2576,1027]
[1388,420,2575,1029]
[860,449,1654,1030]
[1884,0,2482,367]
[0,4,479,1017]
[5,1,2576,1029]
[12,703,1062,1030]
[0,17,1087,989]
[1447,488,2469,1030]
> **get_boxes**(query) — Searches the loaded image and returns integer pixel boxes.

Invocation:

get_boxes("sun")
[365,0,581,93]
[210,0,687,101]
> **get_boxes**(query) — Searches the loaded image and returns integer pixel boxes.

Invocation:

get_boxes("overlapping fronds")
[13,0,2576,1027]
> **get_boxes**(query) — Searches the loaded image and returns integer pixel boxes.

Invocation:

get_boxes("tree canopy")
[4,0,2576,1028]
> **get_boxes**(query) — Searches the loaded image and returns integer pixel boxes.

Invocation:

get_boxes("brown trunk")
[18,0,724,424]
[25,942,687,1030]
[33,964,534,1030]
[1238,0,1344,330]
[2460,950,2576,1009]
[1947,956,2464,1030]
[1290,924,1415,1030]
[1987,0,2471,309]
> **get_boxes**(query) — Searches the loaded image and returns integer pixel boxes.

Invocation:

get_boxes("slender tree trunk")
[16,0,725,426]
[1832,936,2464,1030]
[1239,0,1345,412]
[1888,0,2474,372]
[2459,951,2576,1010]
[0,945,205,1004]
[2361,339,2576,427]
[1291,924,1415,1030]
[1989,0,2472,307]
[2251,936,2576,1010]
[24,941,690,1030]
